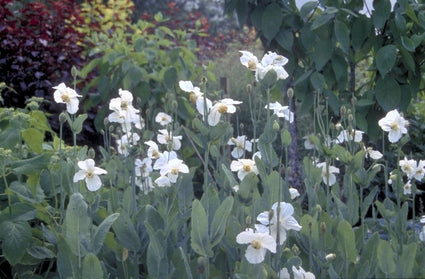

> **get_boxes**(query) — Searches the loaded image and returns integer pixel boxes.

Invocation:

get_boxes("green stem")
[2,168,12,215]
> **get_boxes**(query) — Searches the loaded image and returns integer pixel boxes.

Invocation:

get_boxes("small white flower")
[159,158,189,183]
[420,215,425,224]
[414,160,425,181]
[157,129,182,150]
[116,133,140,157]
[419,226,425,242]
[73,159,107,191]
[289,188,300,199]
[135,176,154,194]
[228,136,252,159]
[303,135,317,150]
[155,112,173,126]
[239,51,259,71]
[336,129,364,143]
[399,157,417,180]
[208,98,242,126]
[145,140,162,159]
[265,102,294,123]
[364,147,383,160]
[403,180,412,195]
[154,175,172,187]
[135,157,152,177]
[236,228,276,264]
[378,109,409,143]
[53,83,82,114]
[278,268,290,279]
[292,266,316,279]
[153,151,178,171]
[230,159,258,181]
[256,202,302,245]
[108,89,143,130]
[316,162,340,186]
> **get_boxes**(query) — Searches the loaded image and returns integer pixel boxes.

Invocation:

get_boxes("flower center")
[152,150,160,159]
[217,104,228,114]
[189,92,197,104]
[242,164,252,172]
[251,240,262,250]
[390,122,399,131]
[161,116,168,122]
[61,93,71,103]
[248,59,257,70]
[121,101,128,110]
[85,170,95,179]
[170,168,179,175]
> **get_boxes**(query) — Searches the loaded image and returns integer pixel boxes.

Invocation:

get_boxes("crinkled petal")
[86,176,102,191]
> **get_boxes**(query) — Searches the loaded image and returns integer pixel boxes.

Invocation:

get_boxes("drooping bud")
[273,120,280,131]
[246,84,253,95]
[88,148,96,159]
[287,88,294,99]
[59,112,67,124]
[71,66,79,78]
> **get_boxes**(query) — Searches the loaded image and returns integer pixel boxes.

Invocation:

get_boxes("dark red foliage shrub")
[0,0,86,108]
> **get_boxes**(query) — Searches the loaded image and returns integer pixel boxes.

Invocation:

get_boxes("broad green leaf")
[310,72,325,90]
[9,181,45,204]
[22,128,43,153]
[71,113,88,134]
[64,193,90,257]
[27,246,55,259]
[0,220,32,265]
[373,0,391,29]
[336,219,357,263]
[145,205,164,232]
[13,153,50,175]
[260,69,277,89]
[362,187,379,219]
[210,196,234,247]
[352,16,371,50]
[92,213,120,255]
[275,29,293,51]
[375,77,401,111]
[400,47,415,72]
[334,20,350,54]
[201,186,220,226]
[145,223,168,278]
[396,242,417,278]
[401,36,416,52]
[262,3,283,42]
[377,240,396,275]
[375,45,397,77]
[190,200,212,257]
[82,253,103,279]
[300,215,319,247]
[112,211,141,251]
[178,247,194,279]
[57,236,78,279]
[300,1,317,18]
[313,39,332,70]
[312,12,334,30]
[0,127,20,149]
[163,66,177,89]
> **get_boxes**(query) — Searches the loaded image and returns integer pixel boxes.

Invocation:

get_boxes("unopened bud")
[171,100,178,111]
[59,112,67,124]
[245,215,252,227]
[201,76,208,84]
[348,114,354,123]
[71,66,79,78]
[351,96,357,106]
[320,222,326,234]
[104,117,109,127]
[292,244,300,256]
[325,253,336,261]
[88,148,96,159]
[287,88,294,99]
[273,120,280,131]
[246,84,253,95]
[340,106,346,116]
[197,257,206,273]
[329,122,335,131]
[108,125,114,133]
[315,204,322,213]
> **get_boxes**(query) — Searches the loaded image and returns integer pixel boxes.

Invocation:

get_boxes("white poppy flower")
[153,151,178,170]
[208,98,242,126]
[157,129,182,150]
[135,157,152,177]
[228,135,252,159]
[419,226,425,242]
[108,89,143,130]
[403,180,412,195]
[239,51,259,71]
[73,159,107,191]
[159,158,189,183]
[292,266,316,279]
[116,133,140,157]
[154,175,171,187]
[289,188,300,199]
[336,129,364,143]
[145,140,162,159]
[230,159,258,181]
[278,268,290,279]
[316,162,340,186]
[135,176,154,194]
[256,202,302,245]
[414,160,425,181]
[364,147,383,160]
[378,109,409,143]
[236,228,276,264]
[265,102,294,123]
[399,157,417,180]
[155,112,173,126]
[53,83,81,114]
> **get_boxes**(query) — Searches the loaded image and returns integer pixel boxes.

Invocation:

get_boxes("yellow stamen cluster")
[85,170,95,179]
[61,93,71,103]
[251,240,262,250]
[217,104,228,114]
[170,168,179,175]
[243,164,252,172]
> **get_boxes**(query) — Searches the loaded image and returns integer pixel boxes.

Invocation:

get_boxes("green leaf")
[27,246,55,259]
[310,72,325,90]
[163,66,177,89]
[145,223,168,278]
[210,196,234,247]
[375,77,401,111]
[372,0,391,29]
[314,39,332,70]
[400,47,415,72]
[190,200,212,257]
[21,128,43,153]
[112,211,141,251]
[71,113,88,134]
[262,3,283,42]
[396,242,417,278]
[311,13,334,30]
[92,213,120,255]
[13,153,50,175]
[334,20,350,54]
[64,193,90,257]
[0,220,32,265]
[82,253,104,279]
[260,69,277,89]
[145,205,164,232]
[401,36,416,52]
[300,1,317,18]
[275,29,293,51]
[57,236,78,279]
[377,240,396,275]
[375,45,397,77]
[336,219,357,263]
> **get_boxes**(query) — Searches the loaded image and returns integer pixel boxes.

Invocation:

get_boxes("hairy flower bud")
[273,120,280,131]
[71,66,79,78]
[59,112,67,124]
[246,84,253,95]
[88,148,96,159]
[287,88,294,99]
